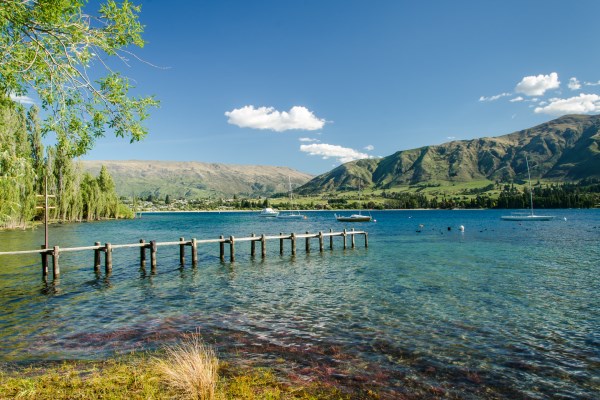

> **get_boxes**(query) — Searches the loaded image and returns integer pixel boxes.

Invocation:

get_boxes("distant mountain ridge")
[82,160,313,199]
[298,114,600,194]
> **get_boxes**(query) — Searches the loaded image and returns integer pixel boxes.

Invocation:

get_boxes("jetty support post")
[343,229,347,249]
[329,228,334,250]
[41,245,48,278]
[291,232,296,256]
[105,243,112,274]
[139,239,146,268]
[52,245,60,279]
[229,236,235,262]
[351,228,356,249]
[364,232,369,248]
[279,232,284,255]
[191,238,198,267]
[219,235,225,261]
[261,234,266,258]
[94,242,101,272]
[179,237,186,266]
[150,240,157,272]
[305,231,310,253]
[251,233,256,257]
[319,231,324,252]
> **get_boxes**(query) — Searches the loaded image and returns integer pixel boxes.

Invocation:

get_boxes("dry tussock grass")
[156,332,219,400]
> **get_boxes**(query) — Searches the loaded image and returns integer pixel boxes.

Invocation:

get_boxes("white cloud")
[447,136,456,140]
[299,137,320,142]
[364,144,374,151]
[300,143,370,163]
[10,94,35,105]
[515,72,560,96]
[510,96,524,102]
[534,93,600,115]
[225,105,325,132]
[568,77,581,90]
[479,92,511,102]
[584,80,600,86]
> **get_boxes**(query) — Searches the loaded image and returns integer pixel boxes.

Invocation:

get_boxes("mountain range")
[297,114,600,194]
[82,160,313,199]
[84,114,600,199]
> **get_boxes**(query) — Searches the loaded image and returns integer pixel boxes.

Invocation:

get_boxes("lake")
[1,210,599,398]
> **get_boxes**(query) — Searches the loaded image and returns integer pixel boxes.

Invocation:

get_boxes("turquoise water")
[1,210,599,398]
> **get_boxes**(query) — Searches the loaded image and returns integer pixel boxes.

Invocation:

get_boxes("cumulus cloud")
[10,94,35,105]
[510,96,524,102]
[225,105,325,132]
[515,72,560,96]
[568,77,581,90]
[479,92,511,102]
[364,144,374,151]
[584,80,600,86]
[299,137,320,143]
[300,143,370,164]
[534,93,600,115]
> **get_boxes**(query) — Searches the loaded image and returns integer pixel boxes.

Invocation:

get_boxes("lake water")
[1,210,599,398]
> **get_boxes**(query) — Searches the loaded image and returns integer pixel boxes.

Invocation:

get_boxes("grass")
[0,346,352,400]
[155,332,219,399]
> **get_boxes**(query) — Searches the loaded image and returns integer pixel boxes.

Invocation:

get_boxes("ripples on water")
[1,210,599,398]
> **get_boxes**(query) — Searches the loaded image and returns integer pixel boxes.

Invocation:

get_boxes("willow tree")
[0,0,158,156]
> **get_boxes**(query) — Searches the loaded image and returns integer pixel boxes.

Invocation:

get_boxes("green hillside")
[298,114,600,194]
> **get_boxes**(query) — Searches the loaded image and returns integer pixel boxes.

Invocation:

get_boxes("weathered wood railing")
[0,228,368,279]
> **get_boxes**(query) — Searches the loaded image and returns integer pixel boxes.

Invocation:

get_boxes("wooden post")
[52,245,60,279]
[261,234,266,258]
[105,242,112,274]
[179,237,185,266]
[291,232,296,256]
[219,235,225,261]
[41,244,48,278]
[364,232,369,248]
[351,228,356,249]
[343,229,347,249]
[319,231,324,252]
[139,239,146,268]
[94,241,101,272]
[279,232,284,255]
[191,238,198,267]
[150,240,157,272]
[329,228,334,250]
[251,233,256,257]
[305,231,310,253]
[229,236,235,262]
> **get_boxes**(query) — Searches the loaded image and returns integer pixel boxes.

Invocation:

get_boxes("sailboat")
[277,177,306,219]
[501,155,555,221]
[335,180,373,222]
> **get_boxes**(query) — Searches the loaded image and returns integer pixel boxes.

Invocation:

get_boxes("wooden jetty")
[0,228,368,279]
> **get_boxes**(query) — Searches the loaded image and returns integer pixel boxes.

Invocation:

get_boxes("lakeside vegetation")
[0,99,132,230]
[131,179,600,212]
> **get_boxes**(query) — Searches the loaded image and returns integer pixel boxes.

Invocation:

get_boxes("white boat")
[258,207,279,217]
[335,213,372,222]
[501,155,555,221]
[277,177,307,219]
[335,180,373,222]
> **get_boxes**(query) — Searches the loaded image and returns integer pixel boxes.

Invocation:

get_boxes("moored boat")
[258,207,279,217]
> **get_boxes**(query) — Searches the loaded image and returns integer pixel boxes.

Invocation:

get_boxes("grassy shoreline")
[0,354,354,400]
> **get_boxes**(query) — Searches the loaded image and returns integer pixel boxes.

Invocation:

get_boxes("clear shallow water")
[1,210,599,398]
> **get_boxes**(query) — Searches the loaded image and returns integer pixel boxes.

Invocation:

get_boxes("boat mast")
[525,155,534,216]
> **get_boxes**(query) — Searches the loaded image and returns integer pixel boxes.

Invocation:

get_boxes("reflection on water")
[1,210,599,398]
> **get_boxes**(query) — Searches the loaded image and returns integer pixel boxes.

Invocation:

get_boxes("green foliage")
[0,0,158,156]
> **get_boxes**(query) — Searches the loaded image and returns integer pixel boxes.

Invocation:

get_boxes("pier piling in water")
[1,229,368,279]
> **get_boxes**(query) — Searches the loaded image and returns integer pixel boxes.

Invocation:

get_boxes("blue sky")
[44,1,600,174]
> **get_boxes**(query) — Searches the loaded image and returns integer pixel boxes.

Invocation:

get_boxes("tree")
[0,0,158,156]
